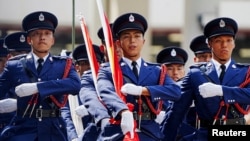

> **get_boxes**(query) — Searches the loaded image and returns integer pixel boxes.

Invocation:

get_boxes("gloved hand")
[72,137,80,141]
[244,112,250,125]
[155,111,166,124]
[75,105,89,118]
[101,118,110,130]
[121,110,134,138]
[199,82,223,98]
[121,83,143,96]
[0,98,17,113]
[15,83,38,97]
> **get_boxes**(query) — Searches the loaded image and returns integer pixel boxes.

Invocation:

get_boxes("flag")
[79,15,100,88]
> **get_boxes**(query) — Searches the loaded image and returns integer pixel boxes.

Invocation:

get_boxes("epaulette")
[83,69,92,75]
[52,55,69,60]
[189,62,208,73]
[235,63,250,67]
[8,54,27,61]
[189,62,207,69]
[100,62,110,67]
[147,62,160,66]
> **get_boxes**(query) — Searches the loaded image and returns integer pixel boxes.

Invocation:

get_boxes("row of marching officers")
[1,10,250,141]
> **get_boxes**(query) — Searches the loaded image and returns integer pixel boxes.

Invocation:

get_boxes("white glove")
[15,83,38,97]
[0,98,17,113]
[72,138,80,141]
[155,111,165,124]
[101,118,110,130]
[121,110,134,138]
[199,82,223,98]
[75,105,89,118]
[244,112,250,125]
[121,83,143,96]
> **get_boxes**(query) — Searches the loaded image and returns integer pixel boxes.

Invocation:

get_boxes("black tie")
[219,64,226,83]
[132,61,138,78]
[37,58,44,74]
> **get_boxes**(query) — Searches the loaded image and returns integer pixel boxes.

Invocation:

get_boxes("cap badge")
[20,35,26,43]
[219,19,225,28]
[171,49,177,57]
[39,13,45,21]
[129,14,135,22]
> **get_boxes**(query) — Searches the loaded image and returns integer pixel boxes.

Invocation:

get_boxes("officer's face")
[102,40,123,62]
[195,52,212,63]
[27,29,55,56]
[165,63,185,81]
[117,29,145,60]
[208,35,235,63]
[115,43,123,60]
[76,60,90,76]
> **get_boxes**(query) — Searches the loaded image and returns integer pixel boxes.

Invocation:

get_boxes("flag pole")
[68,0,84,136]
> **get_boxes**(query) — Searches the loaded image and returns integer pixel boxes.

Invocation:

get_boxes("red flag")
[96,0,125,102]
[96,0,139,140]
[79,15,99,88]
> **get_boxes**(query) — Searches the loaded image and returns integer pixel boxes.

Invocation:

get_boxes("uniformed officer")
[190,35,212,63]
[162,17,250,141]
[0,11,81,141]
[184,35,212,139]
[60,44,106,141]
[0,31,32,134]
[0,38,10,133]
[156,46,197,141]
[97,12,181,140]
[4,31,31,58]
[75,44,114,141]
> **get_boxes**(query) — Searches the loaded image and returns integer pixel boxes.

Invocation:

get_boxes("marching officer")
[190,35,212,63]
[4,31,32,99]
[0,11,81,141]
[188,34,212,129]
[162,17,250,141]
[0,31,32,133]
[76,44,113,141]
[61,43,107,141]
[97,12,181,140]
[0,38,9,133]
[156,46,197,141]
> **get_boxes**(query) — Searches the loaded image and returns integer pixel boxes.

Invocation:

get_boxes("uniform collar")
[32,53,49,62]
[122,57,142,69]
[32,52,49,67]
[211,58,231,76]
